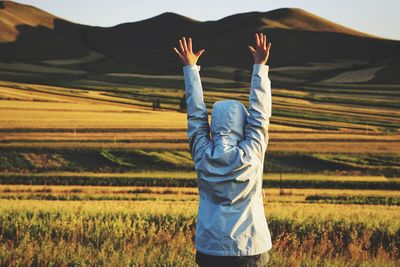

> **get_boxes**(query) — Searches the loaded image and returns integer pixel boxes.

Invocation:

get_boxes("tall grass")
[0,200,399,266]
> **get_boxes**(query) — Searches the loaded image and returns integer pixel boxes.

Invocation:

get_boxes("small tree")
[233,70,245,82]
[152,97,161,111]
[152,97,157,110]
[156,97,161,110]
[179,94,187,112]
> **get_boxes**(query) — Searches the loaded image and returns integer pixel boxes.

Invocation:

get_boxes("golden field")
[0,72,399,266]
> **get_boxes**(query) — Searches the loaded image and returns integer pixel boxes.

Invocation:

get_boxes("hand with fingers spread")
[173,37,205,66]
[248,32,272,65]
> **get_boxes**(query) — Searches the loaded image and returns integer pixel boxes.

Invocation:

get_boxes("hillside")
[259,8,378,38]
[0,1,56,43]
[0,1,400,82]
[0,1,90,60]
[0,1,399,84]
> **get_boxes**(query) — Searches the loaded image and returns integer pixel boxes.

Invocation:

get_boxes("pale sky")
[12,0,400,40]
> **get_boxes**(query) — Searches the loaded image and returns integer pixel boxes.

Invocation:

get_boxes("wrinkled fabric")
[183,63,272,256]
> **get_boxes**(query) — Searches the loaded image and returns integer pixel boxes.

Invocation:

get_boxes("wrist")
[183,64,201,72]
[253,64,269,74]
[183,60,197,66]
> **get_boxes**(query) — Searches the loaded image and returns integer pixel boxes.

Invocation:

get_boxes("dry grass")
[323,66,385,83]
[268,141,400,153]
[2,131,399,142]
[1,140,399,152]
[0,198,398,266]
[0,81,399,153]
[2,171,389,181]
[2,184,400,204]
[43,51,104,66]
[1,199,398,228]
[0,62,86,74]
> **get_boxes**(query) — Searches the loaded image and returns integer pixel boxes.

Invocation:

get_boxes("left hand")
[173,37,205,66]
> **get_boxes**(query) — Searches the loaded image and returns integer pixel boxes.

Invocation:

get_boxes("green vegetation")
[1,173,399,190]
[1,148,398,176]
[0,194,189,202]
[273,109,400,129]
[306,195,400,205]
[272,91,400,109]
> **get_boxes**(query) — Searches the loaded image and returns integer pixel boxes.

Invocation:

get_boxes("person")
[173,32,273,267]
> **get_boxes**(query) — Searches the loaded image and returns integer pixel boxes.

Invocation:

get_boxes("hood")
[198,99,250,175]
[210,100,249,147]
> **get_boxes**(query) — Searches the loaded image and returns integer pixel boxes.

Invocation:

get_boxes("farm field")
[0,196,399,266]
[0,81,399,156]
[0,63,399,266]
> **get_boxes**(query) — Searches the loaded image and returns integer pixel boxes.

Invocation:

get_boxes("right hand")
[248,32,271,65]
[173,37,205,66]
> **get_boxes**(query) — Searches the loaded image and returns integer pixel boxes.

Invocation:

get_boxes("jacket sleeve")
[183,64,211,166]
[239,64,272,161]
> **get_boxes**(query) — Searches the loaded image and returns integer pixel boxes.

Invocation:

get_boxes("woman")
[173,33,272,267]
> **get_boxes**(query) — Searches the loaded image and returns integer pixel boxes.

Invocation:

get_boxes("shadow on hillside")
[0,18,90,62]
[0,13,399,83]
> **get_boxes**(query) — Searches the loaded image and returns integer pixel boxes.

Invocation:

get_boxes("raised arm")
[239,33,272,160]
[173,37,210,165]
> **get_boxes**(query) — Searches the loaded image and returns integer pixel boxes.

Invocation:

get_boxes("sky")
[13,0,400,40]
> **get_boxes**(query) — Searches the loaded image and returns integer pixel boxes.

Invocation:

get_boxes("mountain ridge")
[257,8,380,39]
[0,0,399,83]
[0,1,386,42]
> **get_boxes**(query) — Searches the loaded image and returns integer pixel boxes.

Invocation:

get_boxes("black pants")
[195,250,270,267]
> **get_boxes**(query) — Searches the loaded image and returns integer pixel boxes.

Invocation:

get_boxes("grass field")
[0,198,399,266]
[0,64,399,266]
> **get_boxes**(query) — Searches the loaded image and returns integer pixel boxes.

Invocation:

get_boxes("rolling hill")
[0,0,399,84]
[0,1,90,60]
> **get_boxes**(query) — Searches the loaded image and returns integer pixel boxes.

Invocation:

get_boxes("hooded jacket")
[183,63,272,256]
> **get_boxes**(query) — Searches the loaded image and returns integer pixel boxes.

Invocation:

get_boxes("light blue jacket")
[183,63,272,256]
